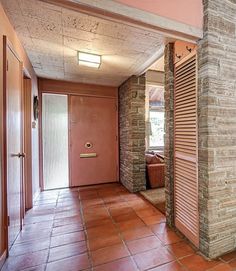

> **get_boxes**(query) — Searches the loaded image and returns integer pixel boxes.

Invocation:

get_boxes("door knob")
[11,153,26,158]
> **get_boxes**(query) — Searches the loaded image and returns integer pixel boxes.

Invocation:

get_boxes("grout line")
[44,190,60,268]
[103,190,141,271]
[78,188,94,271]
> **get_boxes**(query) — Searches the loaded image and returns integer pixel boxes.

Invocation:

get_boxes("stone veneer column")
[118,75,146,192]
[198,0,236,258]
[164,43,175,227]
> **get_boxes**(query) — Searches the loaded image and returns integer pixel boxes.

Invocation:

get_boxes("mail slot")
[80,153,97,158]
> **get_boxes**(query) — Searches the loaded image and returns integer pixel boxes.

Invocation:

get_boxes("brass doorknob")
[11,153,26,158]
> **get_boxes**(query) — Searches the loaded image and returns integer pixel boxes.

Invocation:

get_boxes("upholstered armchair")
[146,154,165,188]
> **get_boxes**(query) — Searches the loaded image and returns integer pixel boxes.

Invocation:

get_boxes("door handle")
[11,153,26,158]
[80,153,97,158]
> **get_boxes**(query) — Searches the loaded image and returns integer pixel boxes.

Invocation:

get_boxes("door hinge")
[7,215,10,226]
[116,135,118,141]
[6,60,9,71]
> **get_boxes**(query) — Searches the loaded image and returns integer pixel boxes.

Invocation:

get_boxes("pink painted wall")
[175,40,197,63]
[115,0,203,29]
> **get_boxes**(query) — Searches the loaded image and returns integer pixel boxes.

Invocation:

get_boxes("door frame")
[38,86,119,190]
[2,35,24,256]
[23,76,33,211]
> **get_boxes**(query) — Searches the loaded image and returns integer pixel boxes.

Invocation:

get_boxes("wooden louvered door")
[174,51,199,247]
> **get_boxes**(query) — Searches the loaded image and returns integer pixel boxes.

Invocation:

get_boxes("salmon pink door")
[70,95,118,186]
[4,39,23,248]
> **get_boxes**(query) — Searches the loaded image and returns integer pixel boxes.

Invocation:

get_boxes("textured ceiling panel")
[2,0,164,86]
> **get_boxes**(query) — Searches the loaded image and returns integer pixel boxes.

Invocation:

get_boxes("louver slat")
[174,51,199,248]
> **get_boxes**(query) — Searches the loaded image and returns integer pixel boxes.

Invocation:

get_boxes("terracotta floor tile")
[133,247,175,271]
[83,205,107,214]
[220,251,236,262]
[82,203,106,211]
[50,231,86,247]
[121,226,154,241]
[166,240,195,258]
[53,215,82,227]
[79,191,98,200]
[30,203,56,210]
[27,208,55,216]
[156,231,182,245]
[113,212,139,223]
[55,205,80,212]
[136,208,161,218]
[103,195,125,204]
[149,261,186,271]
[46,253,90,271]
[6,184,228,271]
[23,221,53,231]
[57,197,78,203]
[48,242,87,262]
[89,234,122,251]
[122,194,141,201]
[228,258,236,269]
[85,218,113,229]
[179,254,219,271]
[117,218,145,231]
[34,199,57,204]
[54,210,80,219]
[207,263,234,271]
[9,238,50,256]
[57,201,80,208]
[109,206,134,217]
[128,200,151,211]
[82,198,104,208]
[106,201,129,209]
[93,257,138,271]
[87,224,118,239]
[2,249,49,271]
[58,195,78,200]
[83,212,111,223]
[20,264,46,271]
[126,235,163,255]
[150,223,170,235]
[52,223,83,236]
[141,214,166,226]
[97,191,118,198]
[91,243,130,266]
[15,230,52,244]
[24,214,54,224]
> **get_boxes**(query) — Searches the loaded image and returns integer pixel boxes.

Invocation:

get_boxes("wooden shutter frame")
[174,50,199,248]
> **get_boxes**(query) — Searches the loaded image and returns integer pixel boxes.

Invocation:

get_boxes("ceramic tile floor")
[2,183,236,271]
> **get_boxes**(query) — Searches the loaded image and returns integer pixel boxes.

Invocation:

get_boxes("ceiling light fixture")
[77,51,101,69]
